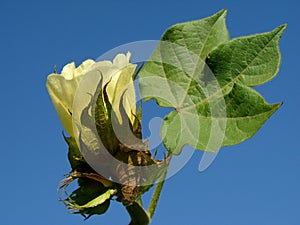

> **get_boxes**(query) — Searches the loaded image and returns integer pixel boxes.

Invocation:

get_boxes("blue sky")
[0,1,299,225]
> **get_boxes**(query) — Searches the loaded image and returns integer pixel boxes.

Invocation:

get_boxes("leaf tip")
[216,8,228,17]
[274,24,287,36]
[280,23,288,29]
[279,23,287,30]
[273,102,283,112]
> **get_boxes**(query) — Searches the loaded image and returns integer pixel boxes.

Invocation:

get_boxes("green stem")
[126,201,149,225]
[147,155,171,220]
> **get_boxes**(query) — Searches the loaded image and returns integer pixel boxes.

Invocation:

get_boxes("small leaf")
[63,178,113,218]
[68,189,115,209]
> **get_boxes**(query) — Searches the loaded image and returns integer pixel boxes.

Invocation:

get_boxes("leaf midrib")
[178,11,227,107]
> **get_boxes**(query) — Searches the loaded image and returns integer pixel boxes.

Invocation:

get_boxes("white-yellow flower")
[46,52,137,137]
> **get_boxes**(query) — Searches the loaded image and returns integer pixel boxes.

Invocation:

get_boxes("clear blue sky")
[0,1,299,225]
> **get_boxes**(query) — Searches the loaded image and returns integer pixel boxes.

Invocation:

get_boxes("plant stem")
[147,155,172,220]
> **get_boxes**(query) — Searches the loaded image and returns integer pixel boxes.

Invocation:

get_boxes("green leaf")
[69,189,114,209]
[126,202,150,225]
[139,10,285,154]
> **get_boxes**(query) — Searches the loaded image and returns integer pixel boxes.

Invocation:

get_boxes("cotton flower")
[46,53,136,136]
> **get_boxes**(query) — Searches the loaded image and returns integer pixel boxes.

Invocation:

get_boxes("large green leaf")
[139,10,285,154]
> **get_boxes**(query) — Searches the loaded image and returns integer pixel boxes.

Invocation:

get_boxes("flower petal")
[46,59,95,136]
[113,52,131,69]
[107,64,137,124]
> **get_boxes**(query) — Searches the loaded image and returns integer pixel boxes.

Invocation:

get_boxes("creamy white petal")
[107,64,137,124]
[74,59,94,78]
[61,62,76,80]
[46,59,95,136]
[113,52,131,69]
[46,53,136,137]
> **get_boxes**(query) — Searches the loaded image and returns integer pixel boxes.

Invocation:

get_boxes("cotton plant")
[46,9,285,225]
